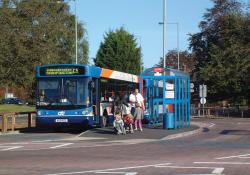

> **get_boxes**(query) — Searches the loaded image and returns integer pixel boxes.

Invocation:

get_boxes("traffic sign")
[200,97,206,104]
[190,83,195,93]
[199,84,207,97]
[190,83,194,89]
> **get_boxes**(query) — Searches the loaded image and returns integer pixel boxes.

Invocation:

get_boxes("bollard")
[28,113,33,128]
[4,114,8,133]
[1,115,6,133]
[11,114,16,132]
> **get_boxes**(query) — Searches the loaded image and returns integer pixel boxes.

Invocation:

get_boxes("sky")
[68,0,215,68]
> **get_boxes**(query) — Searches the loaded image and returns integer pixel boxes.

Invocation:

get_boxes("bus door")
[89,78,100,125]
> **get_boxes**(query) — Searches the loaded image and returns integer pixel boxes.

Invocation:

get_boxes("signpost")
[190,83,194,93]
[199,84,207,116]
[200,97,206,105]
[199,84,207,98]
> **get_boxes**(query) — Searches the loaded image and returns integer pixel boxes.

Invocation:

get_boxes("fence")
[0,112,36,133]
[191,105,249,118]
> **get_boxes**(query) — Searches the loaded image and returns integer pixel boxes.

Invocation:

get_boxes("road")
[0,117,250,175]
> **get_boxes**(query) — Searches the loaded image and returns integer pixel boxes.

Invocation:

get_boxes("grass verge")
[0,104,35,113]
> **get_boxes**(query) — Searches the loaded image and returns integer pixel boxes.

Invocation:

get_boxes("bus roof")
[36,64,139,83]
[100,68,139,83]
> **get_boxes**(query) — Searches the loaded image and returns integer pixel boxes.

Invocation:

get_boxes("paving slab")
[79,125,199,141]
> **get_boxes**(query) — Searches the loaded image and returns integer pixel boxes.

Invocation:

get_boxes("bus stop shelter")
[140,67,190,129]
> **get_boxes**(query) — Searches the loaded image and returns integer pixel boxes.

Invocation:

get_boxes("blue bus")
[36,64,139,128]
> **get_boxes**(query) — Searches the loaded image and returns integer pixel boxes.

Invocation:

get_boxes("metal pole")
[166,22,179,70]
[177,22,180,70]
[163,0,166,72]
[202,84,205,117]
[75,0,78,64]
[134,34,142,73]
[139,37,142,73]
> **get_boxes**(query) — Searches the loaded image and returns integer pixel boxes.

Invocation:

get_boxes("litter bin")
[163,113,168,129]
[163,112,174,129]
[167,112,174,129]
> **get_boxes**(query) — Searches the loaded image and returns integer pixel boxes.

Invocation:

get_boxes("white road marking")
[238,156,250,159]
[1,146,23,151]
[212,168,225,174]
[181,174,218,175]
[0,142,29,146]
[155,165,224,174]
[16,142,137,151]
[194,161,250,165]
[44,163,171,175]
[74,130,89,137]
[216,153,250,160]
[209,123,215,128]
[95,172,137,175]
[50,143,73,149]
[32,140,59,143]
[155,165,217,169]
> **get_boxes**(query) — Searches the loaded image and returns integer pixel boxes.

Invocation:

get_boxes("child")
[113,112,126,135]
[122,103,134,133]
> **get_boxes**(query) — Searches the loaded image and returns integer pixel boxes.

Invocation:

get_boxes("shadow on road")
[18,127,88,134]
[220,129,250,135]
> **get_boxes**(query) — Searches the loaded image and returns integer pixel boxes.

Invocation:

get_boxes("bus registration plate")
[55,119,68,123]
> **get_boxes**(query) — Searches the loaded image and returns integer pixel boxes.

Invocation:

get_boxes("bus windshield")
[37,77,90,109]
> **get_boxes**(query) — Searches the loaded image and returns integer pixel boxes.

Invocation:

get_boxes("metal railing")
[191,106,249,118]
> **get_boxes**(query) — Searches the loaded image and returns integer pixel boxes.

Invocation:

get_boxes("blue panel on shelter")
[140,67,190,130]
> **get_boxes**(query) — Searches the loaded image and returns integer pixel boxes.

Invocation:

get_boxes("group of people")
[113,89,144,135]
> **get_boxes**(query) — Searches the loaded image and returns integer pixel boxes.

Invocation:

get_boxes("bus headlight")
[82,110,87,115]
[37,111,41,116]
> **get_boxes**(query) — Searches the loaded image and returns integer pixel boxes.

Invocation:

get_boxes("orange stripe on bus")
[101,68,113,78]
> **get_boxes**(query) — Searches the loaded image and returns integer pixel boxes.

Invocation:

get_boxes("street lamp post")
[134,34,142,73]
[159,0,166,73]
[163,0,166,72]
[74,0,77,64]
[57,0,77,64]
[168,22,179,70]
[177,22,179,70]
[159,22,180,70]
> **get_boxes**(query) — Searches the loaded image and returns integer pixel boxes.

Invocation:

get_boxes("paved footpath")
[0,118,250,175]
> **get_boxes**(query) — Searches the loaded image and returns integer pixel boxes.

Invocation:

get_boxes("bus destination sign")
[40,66,85,76]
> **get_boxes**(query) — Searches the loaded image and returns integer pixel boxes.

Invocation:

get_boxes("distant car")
[2,98,25,105]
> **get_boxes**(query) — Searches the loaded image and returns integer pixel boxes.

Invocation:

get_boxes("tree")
[189,0,250,103]
[94,27,142,75]
[157,50,197,75]
[0,0,88,97]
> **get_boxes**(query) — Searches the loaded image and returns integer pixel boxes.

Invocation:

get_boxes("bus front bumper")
[36,115,96,127]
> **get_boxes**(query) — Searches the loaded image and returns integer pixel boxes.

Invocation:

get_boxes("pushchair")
[122,103,134,133]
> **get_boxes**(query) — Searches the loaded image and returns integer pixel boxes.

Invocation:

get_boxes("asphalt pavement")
[1,117,250,175]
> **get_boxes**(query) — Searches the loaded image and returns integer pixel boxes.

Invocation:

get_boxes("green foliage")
[157,50,197,75]
[0,104,35,113]
[189,0,250,103]
[0,0,88,96]
[94,27,142,75]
